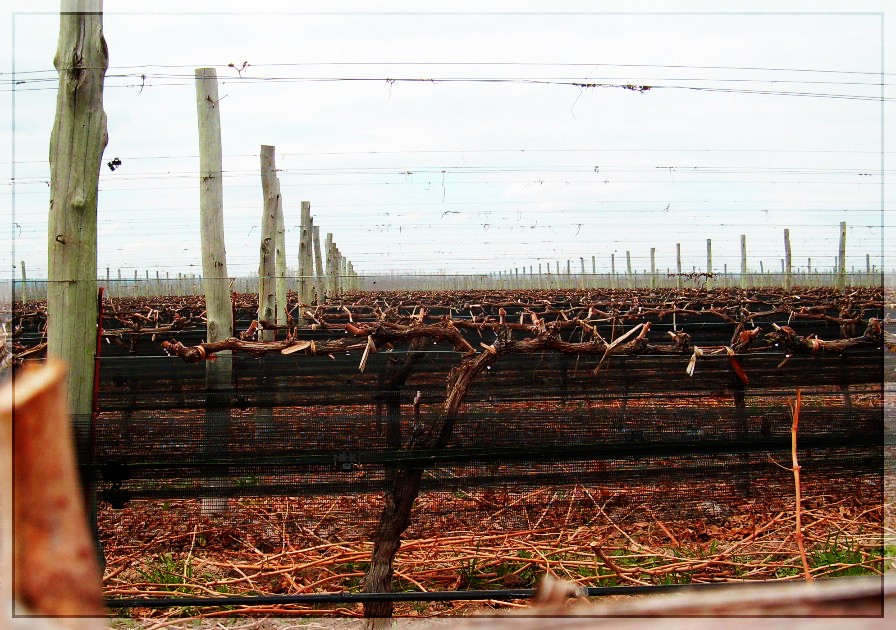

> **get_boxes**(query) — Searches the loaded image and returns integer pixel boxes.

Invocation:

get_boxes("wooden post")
[196,67,233,514]
[18,260,27,304]
[610,254,616,289]
[334,248,343,295]
[195,67,233,351]
[48,0,108,418]
[740,235,747,289]
[258,145,278,341]
[325,232,335,298]
[706,238,713,288]
[298,201,314,306]
[274,181,287,326]
[625,251,632,288]
[837,221,847,290]
[1,361,106,618]
[649,247,656,289]
[784,228,793,291]
[676,243,682,289]
[312,224,325,302]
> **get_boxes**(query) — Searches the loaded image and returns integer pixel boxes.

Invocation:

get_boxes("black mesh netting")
[79,339,884,534]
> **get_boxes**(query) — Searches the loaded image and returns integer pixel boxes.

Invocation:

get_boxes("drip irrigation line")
[102,579,831,609]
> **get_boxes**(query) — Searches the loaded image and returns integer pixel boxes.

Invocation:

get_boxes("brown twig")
[790,389,814,582]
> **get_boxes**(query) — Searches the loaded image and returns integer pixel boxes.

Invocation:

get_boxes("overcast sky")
[3,0,894,281]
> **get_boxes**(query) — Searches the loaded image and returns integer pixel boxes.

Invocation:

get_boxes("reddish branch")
[766,319,884,354]
[158,315,884,366]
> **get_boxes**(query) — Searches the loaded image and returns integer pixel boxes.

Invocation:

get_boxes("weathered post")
[196,66,233,513]
[740,235,748,289]
[625,251,632,288]
[649,247,656,289]
[258,145,278,341]
[610,253,616,290]
[312,225,325,302]
[837,221,847,290]
[48,0,108,419]
[298,201,314,307]
[274,182,287,326]
[325,233,335,298]
[18,261,27,304]
[195,69,232,349]
[783,228,793,291]
[673,243,682,289]
[705,238,713,289]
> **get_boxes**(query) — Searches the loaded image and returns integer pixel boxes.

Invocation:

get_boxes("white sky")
[2,0,894,280]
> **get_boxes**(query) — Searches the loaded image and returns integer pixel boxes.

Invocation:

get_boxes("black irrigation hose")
[105,580,771,609]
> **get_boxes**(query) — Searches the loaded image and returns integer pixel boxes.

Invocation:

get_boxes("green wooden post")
[48,0,108,418]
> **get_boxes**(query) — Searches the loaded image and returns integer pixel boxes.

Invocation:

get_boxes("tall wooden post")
[18,261,27,304]
[48,0,108,418]
[196,67,233,514]
[705,238,713,289]
[676,243,682,289]
[837,221,847,290]
[258,145,278,341]
[312,225,325,302]
[274,182,287,326]
[298,201,314,306]
[333,245,343,296]
[625,251,632,288]
[195,67,233,369]
[325,232,335,298]
[740,235,747,289]
[649,247,656,289]
[610,254,616,289]
[783,228,792,291]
